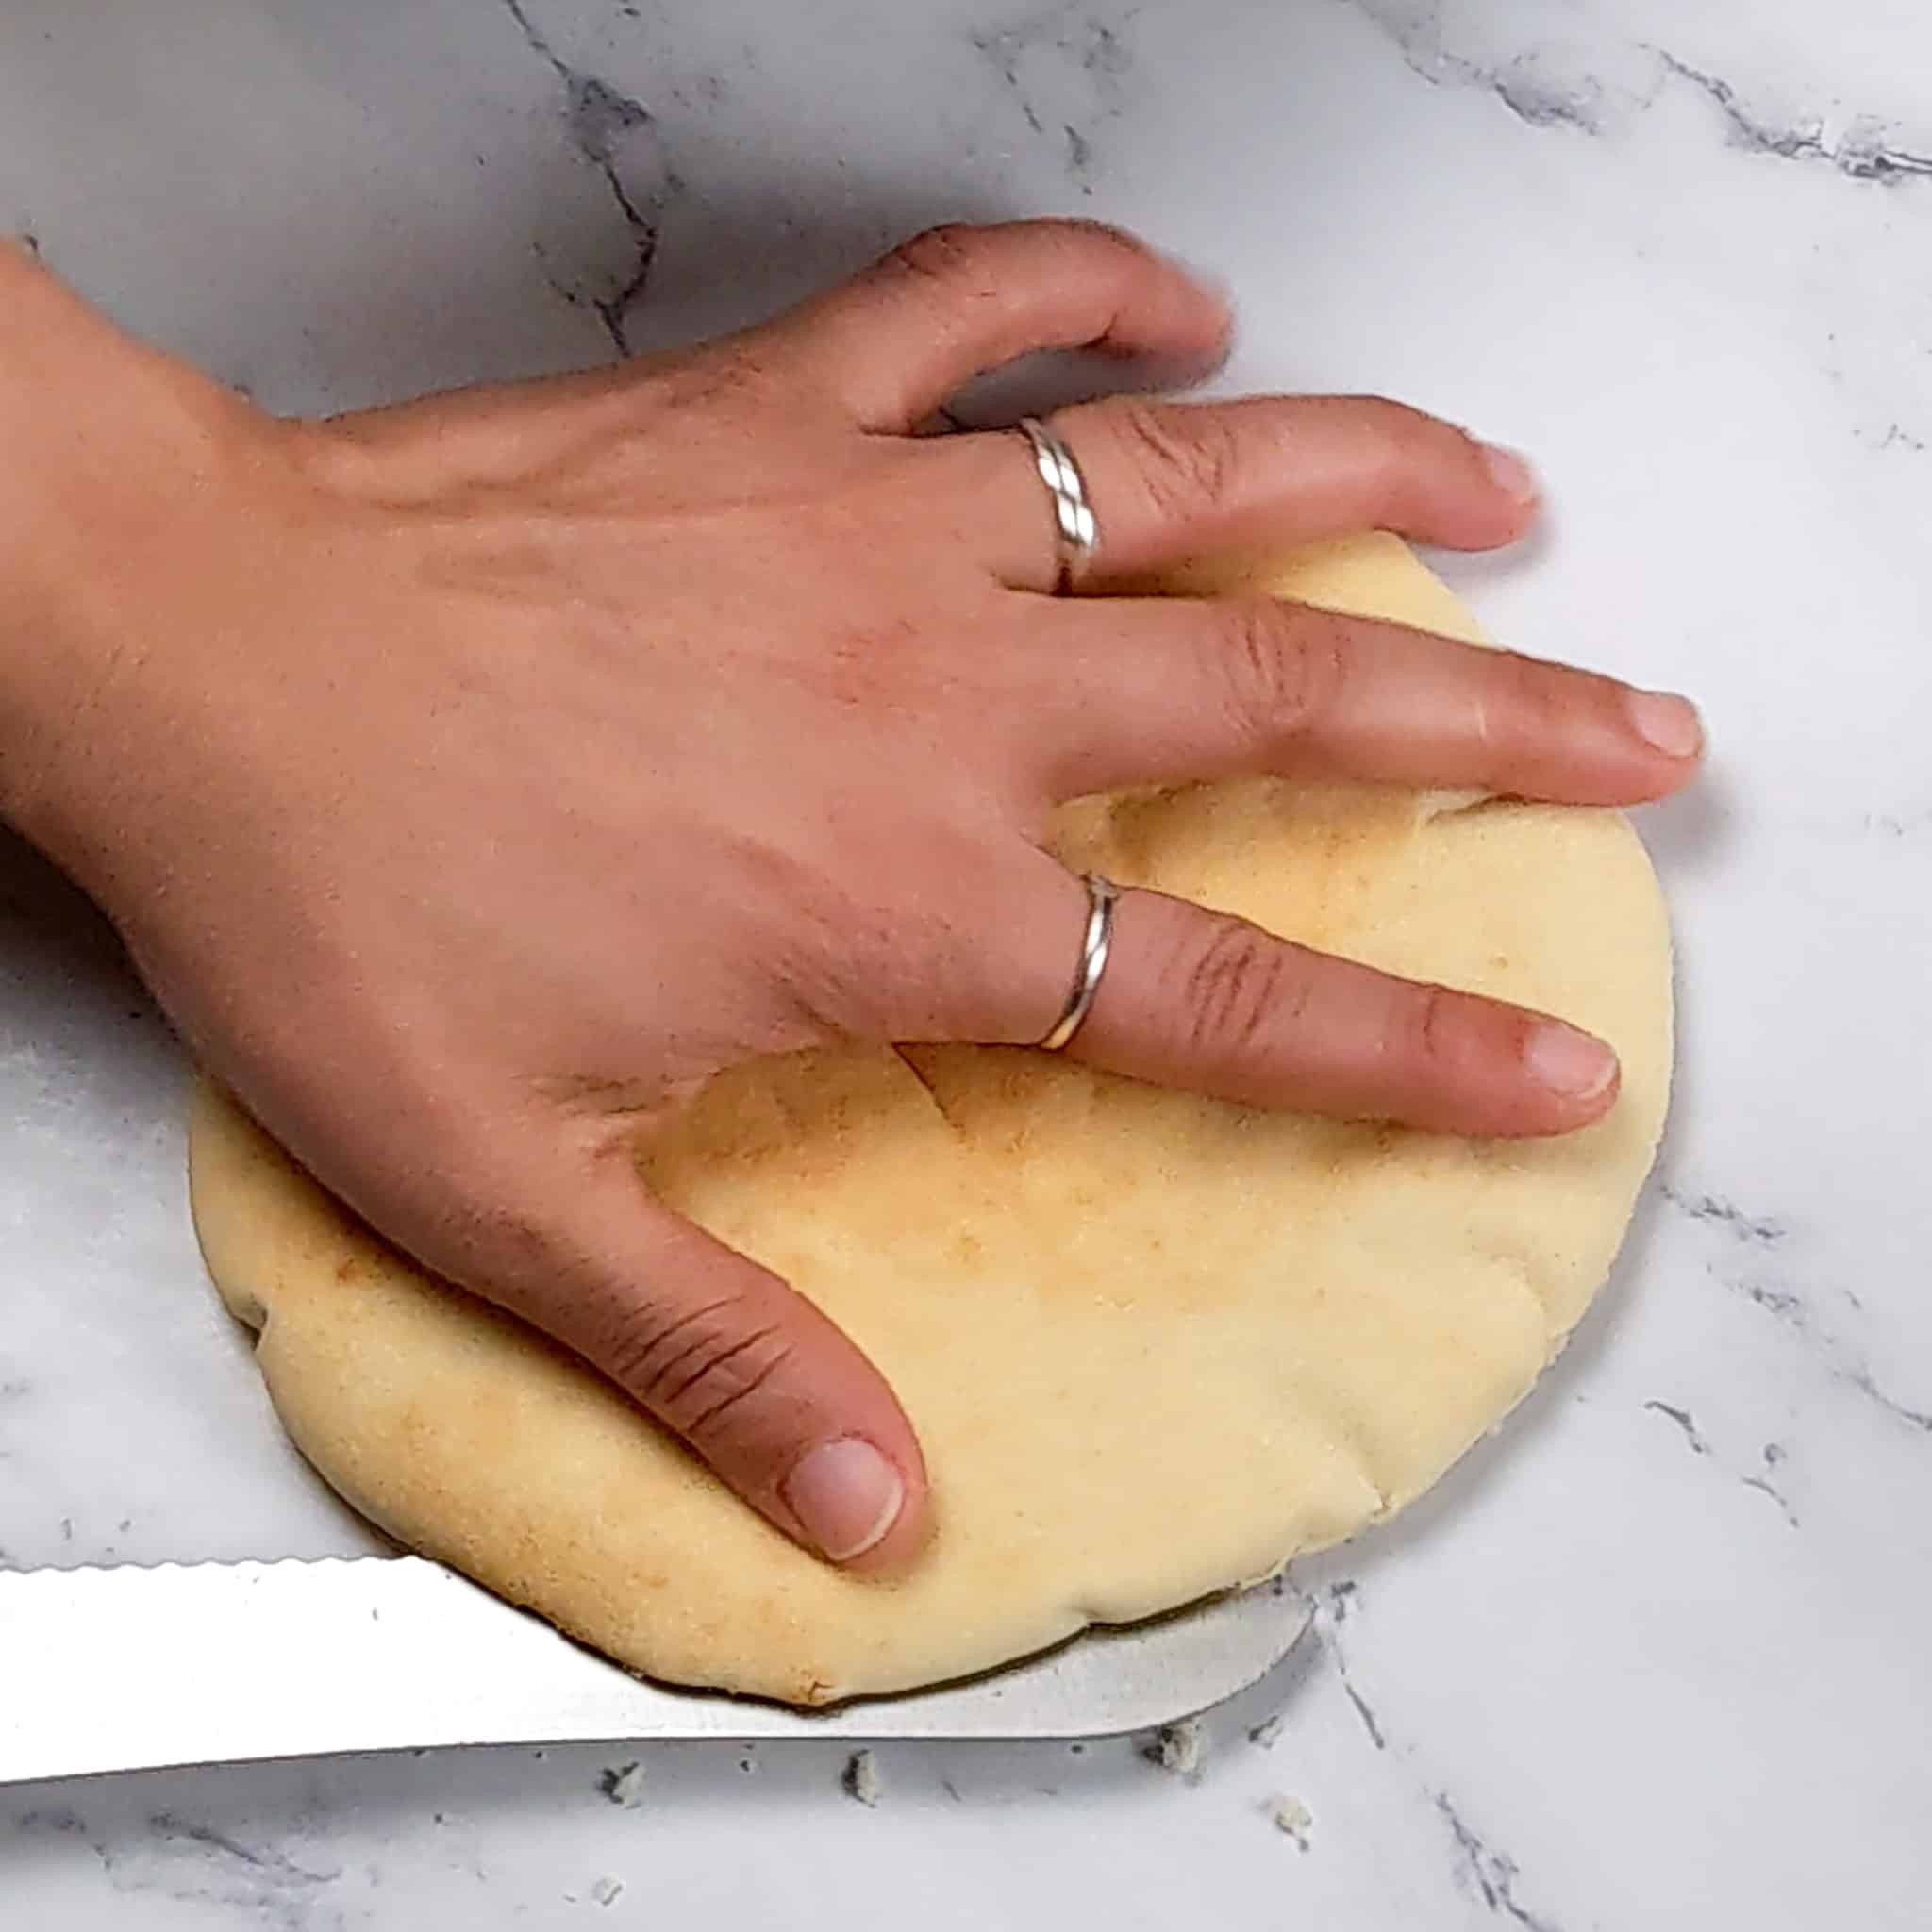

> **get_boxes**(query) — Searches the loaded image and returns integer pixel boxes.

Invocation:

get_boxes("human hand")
[2,221,1701,1568]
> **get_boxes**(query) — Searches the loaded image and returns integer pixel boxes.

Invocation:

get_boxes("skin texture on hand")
[0,222,1703,1569]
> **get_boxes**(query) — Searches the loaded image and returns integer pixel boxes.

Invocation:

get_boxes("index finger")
[1074,888,1622,1137]
[977,858,1622,1138]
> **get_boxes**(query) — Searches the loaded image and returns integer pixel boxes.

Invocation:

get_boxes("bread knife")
[0,1557,1311,1784]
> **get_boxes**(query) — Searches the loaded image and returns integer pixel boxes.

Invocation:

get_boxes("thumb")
[484,1156,928,1569]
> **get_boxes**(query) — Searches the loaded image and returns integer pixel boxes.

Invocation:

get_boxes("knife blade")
[0,1557,1310,1784]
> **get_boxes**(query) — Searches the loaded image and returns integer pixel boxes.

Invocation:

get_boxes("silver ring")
[1016,415,1099,594]
[1040,874,1120,1052]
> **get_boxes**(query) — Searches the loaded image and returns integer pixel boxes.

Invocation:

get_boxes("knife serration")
[0,1556,1309,1783]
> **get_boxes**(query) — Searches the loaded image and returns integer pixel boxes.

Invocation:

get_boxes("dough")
[190,533,1673,1706]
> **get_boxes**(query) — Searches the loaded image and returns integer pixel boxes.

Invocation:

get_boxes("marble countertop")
[4,1,1929,1924]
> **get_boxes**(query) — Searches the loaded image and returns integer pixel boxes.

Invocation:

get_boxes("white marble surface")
[4,1,1930,1924]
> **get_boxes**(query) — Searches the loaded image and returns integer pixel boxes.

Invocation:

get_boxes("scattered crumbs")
[1068,1742,1085,1756]
[1248,1712,1286,1750]
[591,1875,625,1907]
[1267,1793,1313,1848]
[738,1757,756,1774]
[599,1761,647,1808]
[432,1812,446,1826]
[843,1749,882,1807]
[1145,1718,1203,1776]
[1764,1442,1788,1467]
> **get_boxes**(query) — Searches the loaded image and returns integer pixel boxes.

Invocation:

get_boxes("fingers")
[1012,595,1705,806]
[480,1153,928,1571]
[1067,887,1621,1137]
[960,393,1538,591]
[755,219,1233,431]
[977,856,1615,1137]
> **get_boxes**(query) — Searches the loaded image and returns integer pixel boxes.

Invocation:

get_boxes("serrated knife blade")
[0,1557,1310,1783]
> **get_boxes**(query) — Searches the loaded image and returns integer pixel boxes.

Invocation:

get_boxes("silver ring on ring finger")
[1016,415,1100,594]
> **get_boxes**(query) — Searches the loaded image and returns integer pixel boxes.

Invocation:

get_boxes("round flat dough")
[190,533,1673,1707]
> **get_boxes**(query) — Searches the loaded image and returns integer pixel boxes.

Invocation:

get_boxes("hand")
[5,220,1702,1569]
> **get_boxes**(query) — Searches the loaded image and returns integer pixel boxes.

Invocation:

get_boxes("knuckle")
[1403,981,1463,1076]
[601,1292,802,1445]
[1213,600,1346,747]
[1479,648,1567,760]
[1174,914,1304,1060]
[1346,393,1432,437]
[882,222,993,298]
[1342,394,1441,491]
[1113,399,1244,520]
[1040,215,1156,277]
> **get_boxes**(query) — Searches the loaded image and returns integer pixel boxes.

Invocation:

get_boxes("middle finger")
[957,392,1540,592]
[1008,594,1705,806]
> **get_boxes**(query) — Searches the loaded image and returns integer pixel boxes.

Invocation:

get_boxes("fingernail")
[1478,441,1540,507]
[1522,1027,1615,1105]
[1525,1023,1618,1100]
[1627,690,1704,758]
[782,1439,905,1562]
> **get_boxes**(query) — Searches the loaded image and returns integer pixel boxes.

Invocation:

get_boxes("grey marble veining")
[4,1,1930,1925]
[1348,0,1932,171]
[498,0,675,355]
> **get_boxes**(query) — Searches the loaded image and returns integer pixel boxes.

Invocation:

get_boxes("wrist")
[0,246,270,879]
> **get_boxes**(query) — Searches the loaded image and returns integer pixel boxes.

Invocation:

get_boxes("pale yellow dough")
[190,533,1673,1707]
